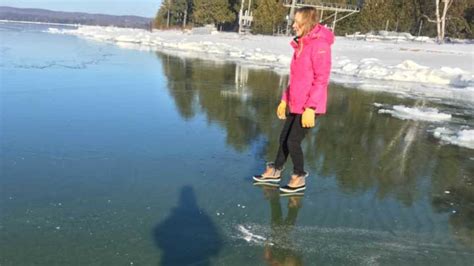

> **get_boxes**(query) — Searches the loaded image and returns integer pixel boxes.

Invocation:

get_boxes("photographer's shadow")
[153,186,222,266]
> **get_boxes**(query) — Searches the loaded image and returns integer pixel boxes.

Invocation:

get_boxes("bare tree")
[423,0,454,43]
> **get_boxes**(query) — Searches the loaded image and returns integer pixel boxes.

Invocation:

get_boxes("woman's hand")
[277,101,287,120]
[302,108,315,128]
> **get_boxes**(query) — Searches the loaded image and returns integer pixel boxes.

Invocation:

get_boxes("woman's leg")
[286,114,309,176]
[274,114,296,170]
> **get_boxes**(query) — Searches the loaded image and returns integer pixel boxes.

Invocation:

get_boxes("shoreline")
[0,19,81,27]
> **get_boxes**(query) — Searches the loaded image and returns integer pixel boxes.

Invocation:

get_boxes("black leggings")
[274,113,310,176]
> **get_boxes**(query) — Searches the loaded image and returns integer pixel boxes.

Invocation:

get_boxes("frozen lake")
[1,22,473,265]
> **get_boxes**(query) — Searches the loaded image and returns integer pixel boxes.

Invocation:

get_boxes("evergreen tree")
[173,0,193,28]
[154,0,193,29]
[389,0,417,33]
[193,0,235,29]
[253,0,287,34]
[337,0,472,40]
[193,0,214,25]
[465,5,474,38]
[444,0,472,39]
[357,0,394,33]
[154,1,171,28]
[213,0,237,29]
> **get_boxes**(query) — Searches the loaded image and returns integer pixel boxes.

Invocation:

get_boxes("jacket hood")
[305,24,334,46]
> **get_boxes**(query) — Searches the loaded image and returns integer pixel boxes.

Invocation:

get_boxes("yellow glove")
[302,108,315,128]
[276,101,287,120]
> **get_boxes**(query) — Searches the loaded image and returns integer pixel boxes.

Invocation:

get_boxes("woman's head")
[293,7,319,37]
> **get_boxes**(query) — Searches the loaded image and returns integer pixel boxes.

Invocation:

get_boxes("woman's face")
[292,13,304,37]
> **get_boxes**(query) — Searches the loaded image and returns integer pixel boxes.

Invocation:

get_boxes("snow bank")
[345,31,442,44]
[47,26,290,69]
[346,31,435,43]
[377,105,452,122]
[345,31,474,45]
[45,25,474,104]
[432,127,474,149]
[334,58,473,87]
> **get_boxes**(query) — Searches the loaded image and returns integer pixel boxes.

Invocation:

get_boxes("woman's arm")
[281,85,289,103]
[304,42,332,113]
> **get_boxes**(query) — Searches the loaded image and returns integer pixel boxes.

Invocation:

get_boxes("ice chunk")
[378,105,451,122]
[433,127,474,149]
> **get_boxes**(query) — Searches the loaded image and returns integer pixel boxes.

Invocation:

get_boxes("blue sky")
[1,0,162,17]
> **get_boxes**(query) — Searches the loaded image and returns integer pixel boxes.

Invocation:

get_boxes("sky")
[0,0,162,18]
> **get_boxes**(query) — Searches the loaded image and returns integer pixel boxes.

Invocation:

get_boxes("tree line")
[154,0,473,39]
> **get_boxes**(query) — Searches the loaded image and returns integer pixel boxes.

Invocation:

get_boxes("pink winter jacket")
[282,24,334,114]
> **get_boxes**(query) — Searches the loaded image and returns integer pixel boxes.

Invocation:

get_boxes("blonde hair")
[295,7,320,37]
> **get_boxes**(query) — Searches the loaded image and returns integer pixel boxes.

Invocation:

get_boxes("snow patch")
[47,27,65,34]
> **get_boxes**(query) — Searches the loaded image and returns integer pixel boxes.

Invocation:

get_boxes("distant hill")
[0,6,153,29]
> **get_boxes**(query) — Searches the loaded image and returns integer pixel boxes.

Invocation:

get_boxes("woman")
[253,7,334,193]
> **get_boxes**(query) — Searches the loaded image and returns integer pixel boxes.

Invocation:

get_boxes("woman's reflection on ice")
[255,184,304,266]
